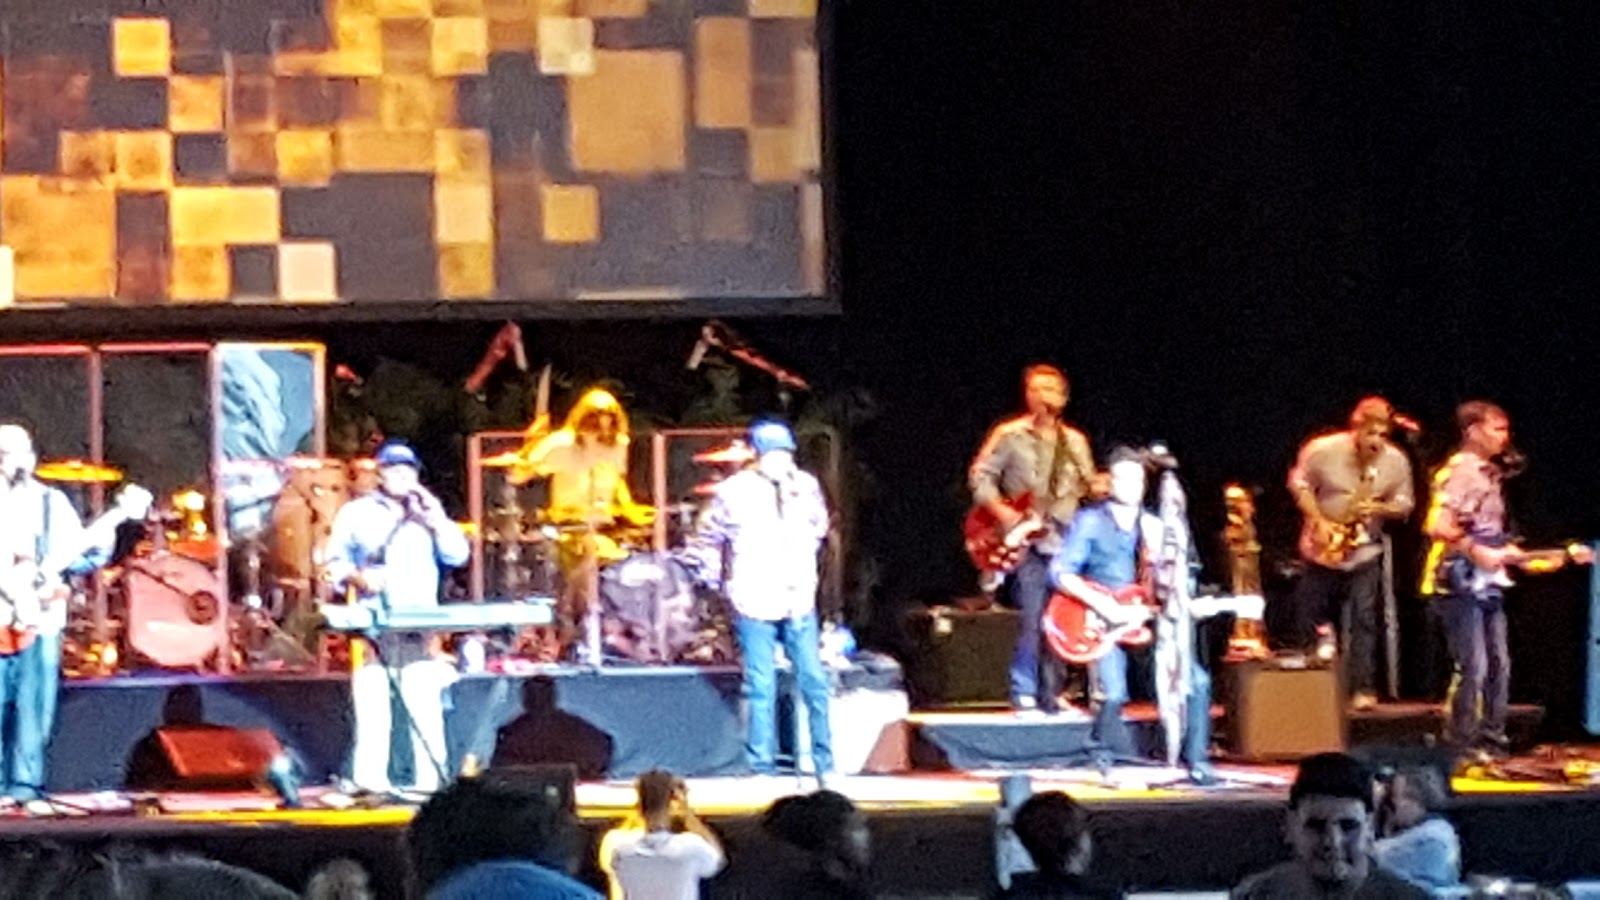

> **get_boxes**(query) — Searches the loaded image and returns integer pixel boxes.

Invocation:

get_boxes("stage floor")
[6,752,1600,897]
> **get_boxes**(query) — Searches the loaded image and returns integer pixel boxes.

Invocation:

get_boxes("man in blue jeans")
[695,420,833,782]
[969,365,1096,714]
[1419,401,1590,763]
[1051,447,1215,784]
[0,424,151,813]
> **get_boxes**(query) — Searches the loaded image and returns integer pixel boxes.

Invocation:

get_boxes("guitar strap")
[1043,424,1073,514]
[37,481,50,578]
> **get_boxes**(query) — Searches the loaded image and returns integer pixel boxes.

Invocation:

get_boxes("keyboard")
[320,601,555,633]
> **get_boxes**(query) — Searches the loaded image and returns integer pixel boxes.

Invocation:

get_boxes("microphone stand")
[694,321,813,412]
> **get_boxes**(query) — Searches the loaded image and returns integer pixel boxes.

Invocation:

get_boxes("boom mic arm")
[693,320,811,391]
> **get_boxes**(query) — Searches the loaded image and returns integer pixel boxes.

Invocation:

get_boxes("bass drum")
[123,552,229,669]
[597,552,702,664]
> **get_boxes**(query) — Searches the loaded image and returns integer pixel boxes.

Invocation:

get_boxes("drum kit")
[35,458,232,675]
[464,440,756,665]
[41,435,761,673]
[40,453,374,675]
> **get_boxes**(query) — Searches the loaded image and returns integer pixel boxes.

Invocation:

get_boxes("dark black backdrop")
[3,2,1598,728]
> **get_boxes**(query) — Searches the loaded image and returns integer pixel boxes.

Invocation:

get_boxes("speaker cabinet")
[901,606,1018,707]
[480,764,579,813]
[1227,661,1347,761]
[129,726,284,790]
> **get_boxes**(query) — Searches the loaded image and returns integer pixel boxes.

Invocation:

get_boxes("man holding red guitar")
[968,365,1097,715]
[1047,448,1216,783]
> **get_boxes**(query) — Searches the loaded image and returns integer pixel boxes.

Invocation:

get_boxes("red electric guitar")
[1043,580,1265,665]
[963,494,1050,590]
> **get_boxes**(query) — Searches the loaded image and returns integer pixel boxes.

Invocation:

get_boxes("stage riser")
[52,669,905,791]
[911,717,1172,770]
[908,704,1548,772]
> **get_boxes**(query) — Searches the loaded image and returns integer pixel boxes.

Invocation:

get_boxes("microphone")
[406,490,435,521]
[686,330,711,370]
[1392,414,1422,433]
[509,324,528,372]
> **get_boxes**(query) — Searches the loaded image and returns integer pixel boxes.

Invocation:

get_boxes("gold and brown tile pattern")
[0,0,822,306]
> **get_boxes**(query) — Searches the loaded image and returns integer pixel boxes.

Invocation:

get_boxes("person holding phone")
[599,769,725,900]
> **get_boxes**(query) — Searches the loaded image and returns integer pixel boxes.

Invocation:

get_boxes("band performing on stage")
[0,353,1594,816]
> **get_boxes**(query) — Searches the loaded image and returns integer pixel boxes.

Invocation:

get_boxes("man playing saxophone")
[1287,397,1415,710]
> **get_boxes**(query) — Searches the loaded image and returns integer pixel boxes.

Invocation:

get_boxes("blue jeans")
[1007,550,1062,709]
[1091,643,1212,768]
[1089,644,1132,761]
[1,632,60,800]
[735,612,833,775]
[1182,654,1213,768]
[1438,593,1509,749]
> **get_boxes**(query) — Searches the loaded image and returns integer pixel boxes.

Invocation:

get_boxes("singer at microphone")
[322,439,469,794]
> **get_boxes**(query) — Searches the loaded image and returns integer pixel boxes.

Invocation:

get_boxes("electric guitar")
[0,483,154,655]
[1042,580,1266,665]
[963,494,1050,588]
[0,561,70,655]
[1446,539,1594,600]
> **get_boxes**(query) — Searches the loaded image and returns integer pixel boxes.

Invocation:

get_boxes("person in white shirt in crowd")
[325,440,469,795]
[693,420,833,783]
[599,769,726,900]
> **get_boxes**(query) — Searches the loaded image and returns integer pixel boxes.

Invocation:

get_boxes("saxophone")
[1306,465,1379,570]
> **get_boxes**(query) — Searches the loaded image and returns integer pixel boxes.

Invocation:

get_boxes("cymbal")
[35,459,123,483]
[285,455,342,470]
[691,481,720,496]
[480,451,525,469]
[692,442,754,465]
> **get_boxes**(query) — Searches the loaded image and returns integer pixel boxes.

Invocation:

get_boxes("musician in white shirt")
[0,424,151,811]
[694,421,833,781]
[325,441,469,794]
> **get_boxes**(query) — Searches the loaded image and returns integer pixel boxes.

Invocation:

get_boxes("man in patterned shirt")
[1421,402,1527,759]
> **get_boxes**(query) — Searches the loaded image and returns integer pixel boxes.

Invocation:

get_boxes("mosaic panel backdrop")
[0,0,823,307]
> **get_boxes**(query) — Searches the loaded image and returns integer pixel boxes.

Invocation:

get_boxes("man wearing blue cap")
[326,441,470,794]
[694,421,834,783]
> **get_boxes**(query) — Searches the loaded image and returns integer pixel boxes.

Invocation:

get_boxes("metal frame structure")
[0,340,328,674]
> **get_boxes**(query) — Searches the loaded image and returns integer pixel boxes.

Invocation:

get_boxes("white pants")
[350,659,456,792]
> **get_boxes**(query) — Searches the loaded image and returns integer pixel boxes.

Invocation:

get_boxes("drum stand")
[234,535,315,670]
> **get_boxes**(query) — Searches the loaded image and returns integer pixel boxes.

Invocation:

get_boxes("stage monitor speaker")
[901,606,1018,707]
[1228,661,1346,761]
[140,726,284,790]
[480,763,578,814]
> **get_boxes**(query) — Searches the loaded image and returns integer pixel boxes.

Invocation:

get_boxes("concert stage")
[50,662,910,792]
[7,761,1600,898]
[29,664,1589,895]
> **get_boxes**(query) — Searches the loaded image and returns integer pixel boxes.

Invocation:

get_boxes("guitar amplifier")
[1225,660,1346,761]
[901,605,1018,707]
